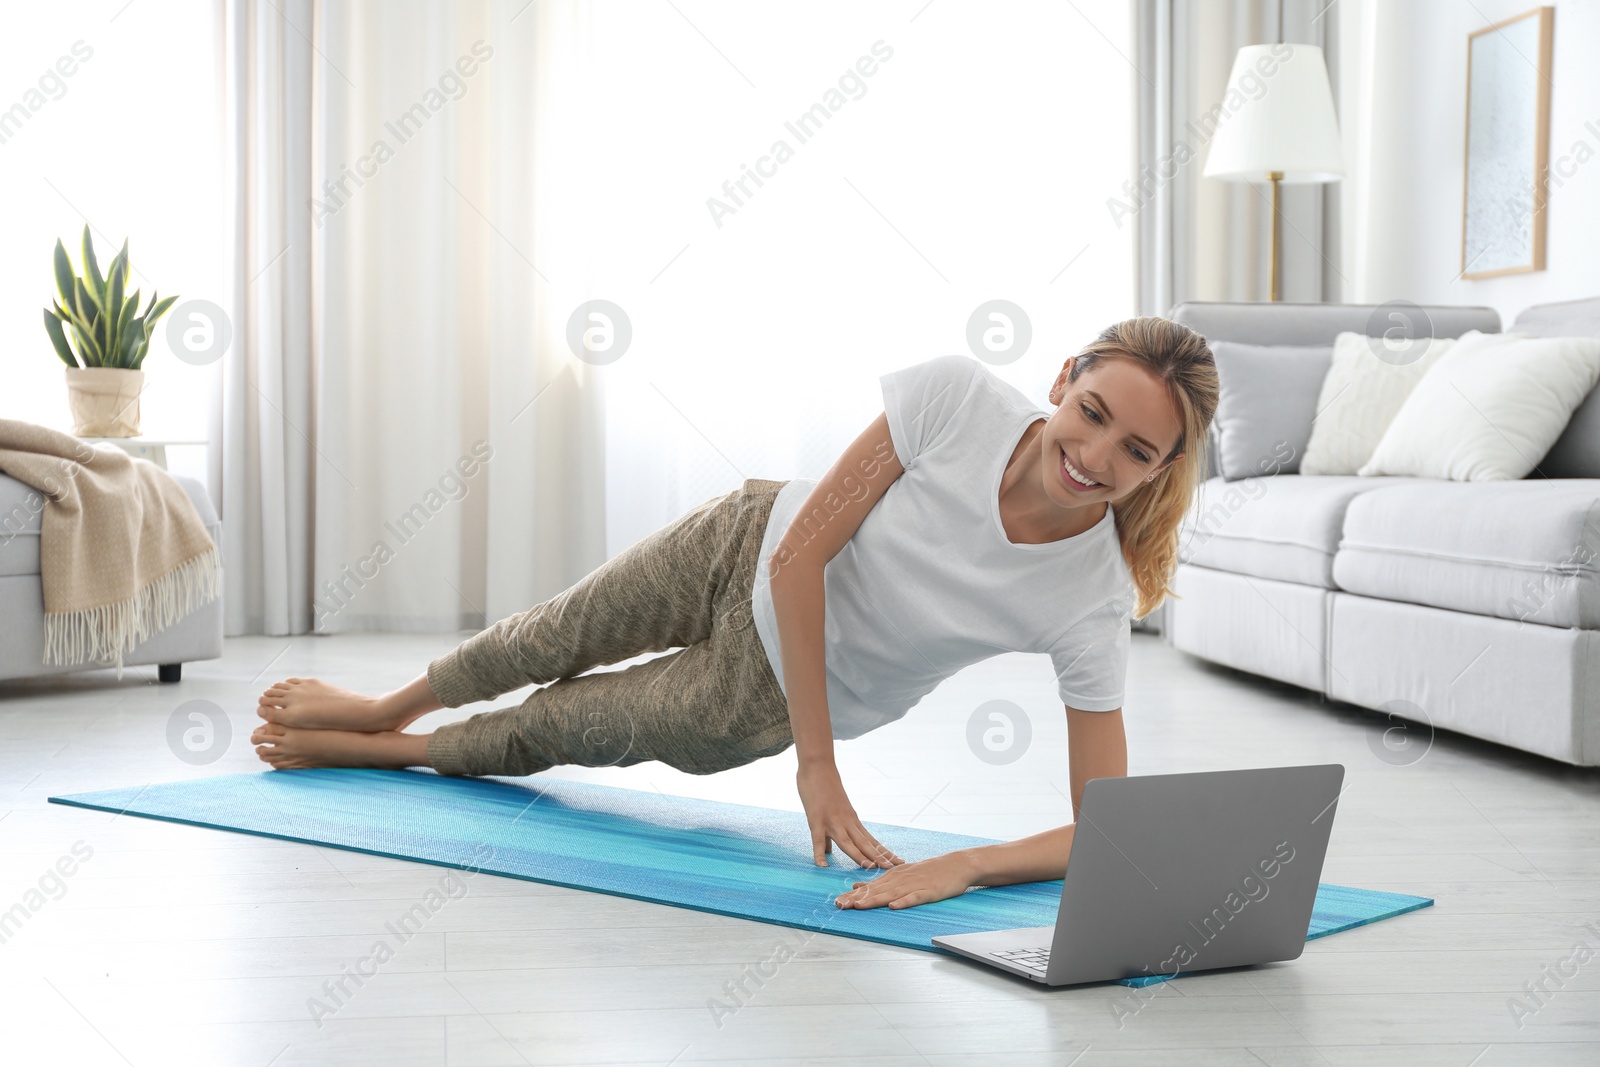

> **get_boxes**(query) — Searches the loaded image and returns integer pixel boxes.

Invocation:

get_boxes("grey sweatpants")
[424,478,795,777]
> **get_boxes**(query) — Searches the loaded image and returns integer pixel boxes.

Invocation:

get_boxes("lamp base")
[1268,171,1283,302]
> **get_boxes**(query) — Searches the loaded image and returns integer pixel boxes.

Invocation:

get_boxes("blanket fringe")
[43,547,223,677]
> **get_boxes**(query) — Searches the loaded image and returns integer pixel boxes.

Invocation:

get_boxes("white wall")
[1339,0,1600,327]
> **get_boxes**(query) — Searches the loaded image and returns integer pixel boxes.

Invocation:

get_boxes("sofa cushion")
[0,471,219,578]
[1209,340,1331,480]
[1333,479,1600,628]
[1180,474,1424,588]
[1358,330,1600,482]
[1300,331,1455,475]
[1515,295,1600,478]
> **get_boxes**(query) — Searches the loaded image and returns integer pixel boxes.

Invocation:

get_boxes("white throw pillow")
[1358,330,1600,481]
[1300,331,1455,475]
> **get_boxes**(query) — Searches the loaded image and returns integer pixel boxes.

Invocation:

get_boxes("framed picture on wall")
[1460,6,1553,279]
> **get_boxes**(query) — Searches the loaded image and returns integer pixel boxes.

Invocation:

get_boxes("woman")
[252,316,1219,911]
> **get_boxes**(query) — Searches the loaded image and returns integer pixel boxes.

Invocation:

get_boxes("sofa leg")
[158,663,182,683]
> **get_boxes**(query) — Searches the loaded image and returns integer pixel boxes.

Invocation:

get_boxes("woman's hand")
[833,850,979,910]
[796,761,904,869]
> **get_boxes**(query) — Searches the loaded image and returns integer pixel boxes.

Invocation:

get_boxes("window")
[589,2,1136,549]
[0,1,221,480]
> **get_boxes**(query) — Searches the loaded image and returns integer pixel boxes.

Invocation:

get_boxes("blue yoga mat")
[49,768,1431,988]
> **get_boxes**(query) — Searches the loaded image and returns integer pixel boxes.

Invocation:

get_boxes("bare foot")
[251,721,430,770]
[257,677,408,731]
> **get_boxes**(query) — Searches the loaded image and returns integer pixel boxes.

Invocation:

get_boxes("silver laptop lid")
[1047,763,1344,985]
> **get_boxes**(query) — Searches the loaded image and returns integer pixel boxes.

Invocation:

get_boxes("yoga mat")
[49,768,1431,988]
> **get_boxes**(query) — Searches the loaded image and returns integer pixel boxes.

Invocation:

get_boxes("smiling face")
[1041,354,1186,505]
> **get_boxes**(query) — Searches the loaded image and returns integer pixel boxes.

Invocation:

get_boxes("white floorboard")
[2,631,1597,1065]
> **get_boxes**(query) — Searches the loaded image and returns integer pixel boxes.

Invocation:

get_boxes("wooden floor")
[2,630,1597,1066]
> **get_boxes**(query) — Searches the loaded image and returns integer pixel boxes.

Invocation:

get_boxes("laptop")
[932,763,1344,986]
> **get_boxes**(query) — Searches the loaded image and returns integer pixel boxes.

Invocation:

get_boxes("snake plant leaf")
[82,278,111,364]
[106,258,125,363]
[118,288,140,363]
[68,317,101,366]
[43,307,79,367]
[104,239,128,291]
[81,224,106,304]
[113,287,130,360]
[46,229,172,370]
[89,282,112,363]
[117,306,141,366]
[73,277,96,326]
[74,275,99,321]
[54,239,76,308]
[54,238,84,313]
[115,277,138,366]
[54,296,88,337]
[146,294,178,325]
[52,298,74,325]
[106,244,128,293]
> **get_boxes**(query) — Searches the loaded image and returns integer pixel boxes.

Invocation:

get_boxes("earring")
[1145,472,1156,482]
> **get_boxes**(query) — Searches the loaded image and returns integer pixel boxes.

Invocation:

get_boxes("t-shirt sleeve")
[1049,594,1133,711]
[879,354,982,470]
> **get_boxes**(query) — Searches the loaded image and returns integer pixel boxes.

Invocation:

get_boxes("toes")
[256,746,301,770]
[256,743,298,769]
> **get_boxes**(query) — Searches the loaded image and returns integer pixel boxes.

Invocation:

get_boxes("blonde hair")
[1064,316,1218,619]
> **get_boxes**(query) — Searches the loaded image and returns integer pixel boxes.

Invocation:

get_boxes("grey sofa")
[0,470,223,683]
[1161,297,1600,766]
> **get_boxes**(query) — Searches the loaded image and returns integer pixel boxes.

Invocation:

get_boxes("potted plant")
[42,225,178,438]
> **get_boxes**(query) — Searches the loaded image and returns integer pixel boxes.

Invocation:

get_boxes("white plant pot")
[65,367,145,438]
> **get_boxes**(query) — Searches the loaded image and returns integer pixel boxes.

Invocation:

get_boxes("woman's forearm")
[768,559,836,769]
[954,823,1077,887]
[953,707,1128,888]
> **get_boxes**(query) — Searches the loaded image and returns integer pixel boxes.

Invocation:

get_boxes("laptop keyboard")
[991,946,1051,972]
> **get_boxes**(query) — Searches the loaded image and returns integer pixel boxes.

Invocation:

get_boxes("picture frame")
[1460,6,1553,280]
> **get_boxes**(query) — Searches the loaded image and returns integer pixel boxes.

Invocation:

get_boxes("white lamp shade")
[1202,44,1343,183]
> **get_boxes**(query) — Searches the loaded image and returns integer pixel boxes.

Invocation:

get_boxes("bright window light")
[0,0,221,454]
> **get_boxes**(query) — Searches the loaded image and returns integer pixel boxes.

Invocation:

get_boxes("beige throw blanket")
[0,419,221,672]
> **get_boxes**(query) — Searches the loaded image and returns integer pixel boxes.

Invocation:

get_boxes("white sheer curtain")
[217,0,1135,635]
[215,0,313,637]
[216,0,605,635]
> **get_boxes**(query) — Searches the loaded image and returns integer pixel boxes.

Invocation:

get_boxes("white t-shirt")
[750,353,1135,740]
